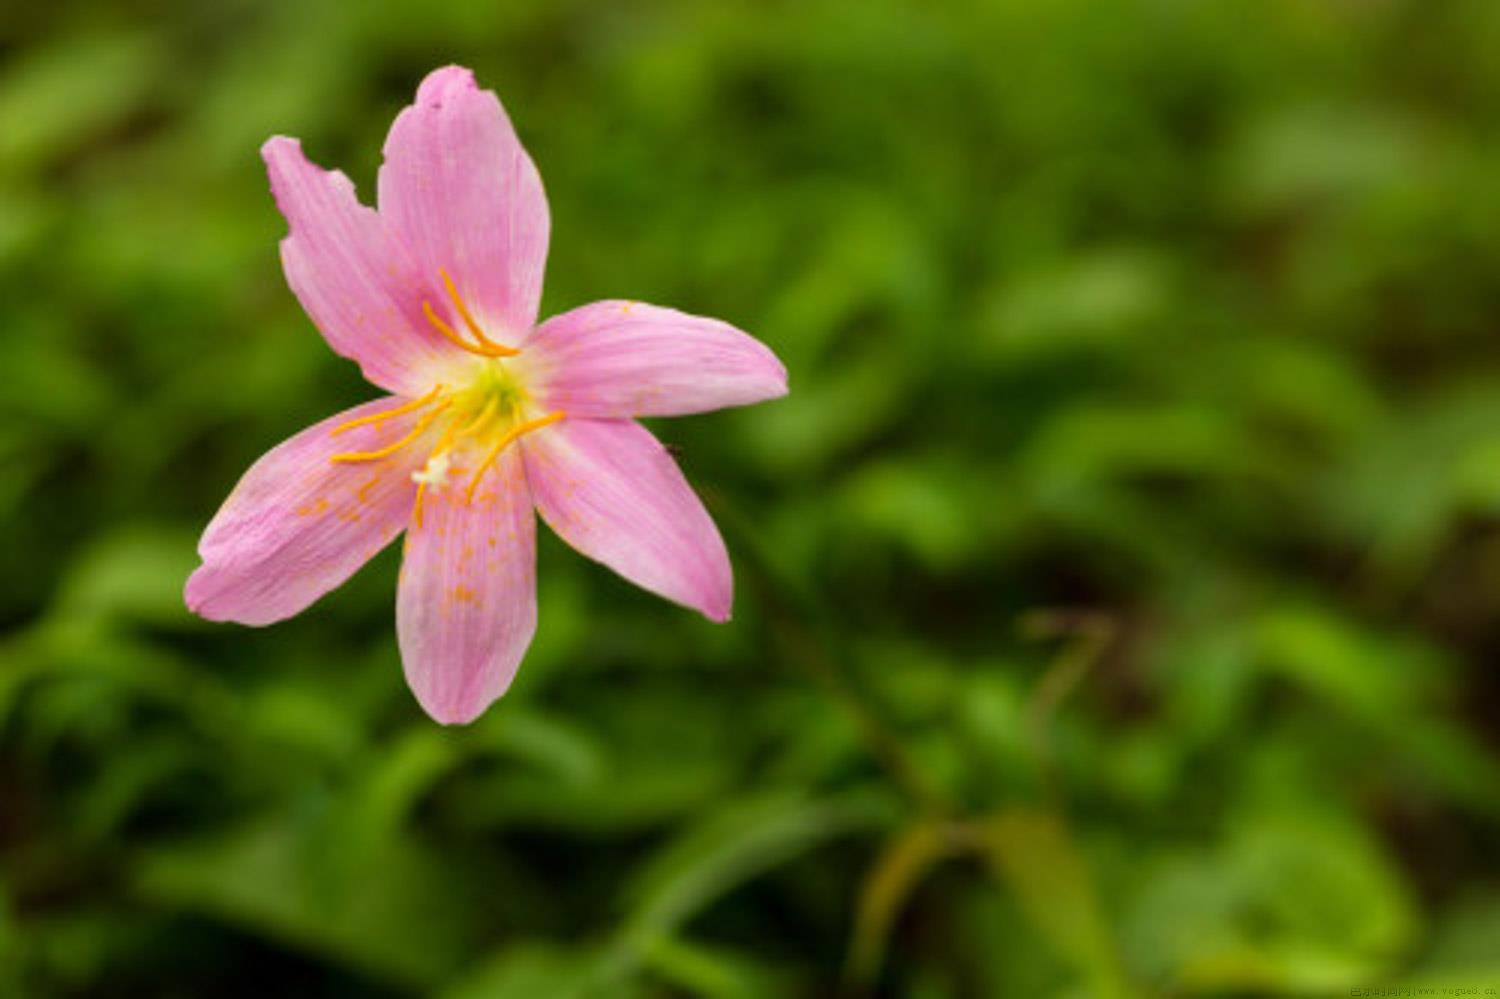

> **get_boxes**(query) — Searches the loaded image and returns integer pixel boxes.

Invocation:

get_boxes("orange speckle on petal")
[450,585,479,605]
[296,497,330,517]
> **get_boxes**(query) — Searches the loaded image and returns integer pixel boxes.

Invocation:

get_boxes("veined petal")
[397,442,537,724]
[523,418,731,622]
[185,398,426,626]
[378,65,549,346]
[527,301,788,418]
[262,137,456,395]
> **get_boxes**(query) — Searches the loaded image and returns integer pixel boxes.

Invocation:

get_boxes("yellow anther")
[330,401,451,463]
[440,269,519,356]
[465,411,565,504]
[330,384,444,436]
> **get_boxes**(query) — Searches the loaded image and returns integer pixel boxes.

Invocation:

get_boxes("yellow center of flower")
[326,271,564,528]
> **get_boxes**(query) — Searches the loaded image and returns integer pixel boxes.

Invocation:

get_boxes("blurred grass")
[4,0,1500,995]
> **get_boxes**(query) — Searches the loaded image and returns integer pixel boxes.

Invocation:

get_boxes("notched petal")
[262,136,457,394]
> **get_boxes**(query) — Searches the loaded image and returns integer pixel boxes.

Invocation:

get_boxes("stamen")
[428,413,464,458]
[330,401,451,463]
[440,269,519,356]
[420,269,520,358]
[422,301,515,358]
[330,385,444,436]
[465,411,565,503]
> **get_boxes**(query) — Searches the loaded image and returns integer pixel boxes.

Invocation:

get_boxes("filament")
[420,269,520,358]
[410,414,468,529]
[465,411,565,503]
[330,384,444,436]
[423,302,516,358]
[440,269,519,356]
[330,401,451,463]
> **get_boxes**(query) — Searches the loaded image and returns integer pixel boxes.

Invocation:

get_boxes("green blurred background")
[4,1,1500,995]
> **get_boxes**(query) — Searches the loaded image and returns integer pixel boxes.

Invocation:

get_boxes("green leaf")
[1125,812,1418,994]
[641,935,791,999]
[976,808,1131,999]
[443,942,622,999]
[846,819,955,984]
[621,791,890,950]
[133,805,484,988]
[51,526,199,627]
[0,31,160,175]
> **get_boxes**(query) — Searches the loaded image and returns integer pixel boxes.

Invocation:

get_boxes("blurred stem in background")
[722,490,1134,995]
[715,489,953,815]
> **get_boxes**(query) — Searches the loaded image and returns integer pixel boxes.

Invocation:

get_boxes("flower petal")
[396,442,537,724]
[263,137,456,395]
[186,398,427,625]
[378,65,549,346]
[523,418,731,621]
[526,301,788,418]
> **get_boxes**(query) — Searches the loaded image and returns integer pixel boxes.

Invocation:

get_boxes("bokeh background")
[4,1,1500,996]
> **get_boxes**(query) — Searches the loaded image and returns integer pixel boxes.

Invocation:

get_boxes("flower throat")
[324,269,564,525]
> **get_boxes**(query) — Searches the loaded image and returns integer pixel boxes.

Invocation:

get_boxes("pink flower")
[185,66,787,724]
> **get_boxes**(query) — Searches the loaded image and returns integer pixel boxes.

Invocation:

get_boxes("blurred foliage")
[3,0,1500,995]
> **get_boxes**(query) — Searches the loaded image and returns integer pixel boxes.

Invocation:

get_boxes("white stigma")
[411,452,453,491]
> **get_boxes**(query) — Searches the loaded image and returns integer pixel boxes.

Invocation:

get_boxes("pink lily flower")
[185,66,787,724]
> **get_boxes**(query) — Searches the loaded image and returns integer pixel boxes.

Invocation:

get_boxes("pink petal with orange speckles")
[185,398,427,625]
[523,418,731,622]
[396,442,537,724]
